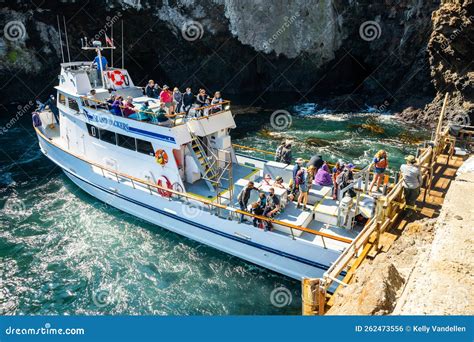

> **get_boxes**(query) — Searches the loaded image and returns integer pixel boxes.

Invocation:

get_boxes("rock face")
[328,219,436,315]
[328,262,405,315]
[397,0,474,127]
[0,0,469,126]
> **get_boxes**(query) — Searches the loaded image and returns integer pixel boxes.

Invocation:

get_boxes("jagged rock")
[328,262,405,315]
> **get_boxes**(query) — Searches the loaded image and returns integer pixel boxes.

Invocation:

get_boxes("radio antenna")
[111,23,114,68]
[56,15,65,63]
[121,20,124,69]
[63,16,71,62]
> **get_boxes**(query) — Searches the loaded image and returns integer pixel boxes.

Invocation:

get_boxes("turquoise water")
[0,103,428,315]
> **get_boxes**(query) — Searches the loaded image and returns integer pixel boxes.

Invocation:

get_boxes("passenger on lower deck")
[237,181,258,223]
[252,192,267,228]
[314,163,333,187]
[263,187,280,231]
[332,161,344,200]
[296,167,309,210]
[307,154,324,171]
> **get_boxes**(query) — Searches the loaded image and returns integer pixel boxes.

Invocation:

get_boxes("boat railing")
[34,124,350,246]
[79,96,231,128]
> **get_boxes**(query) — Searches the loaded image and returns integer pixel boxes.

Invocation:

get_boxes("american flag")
[105,34,114,47]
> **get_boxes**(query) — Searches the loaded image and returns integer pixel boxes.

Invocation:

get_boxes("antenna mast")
[111,23,114,68]
[121,20,124,69]
[63,16,71,62]
[57,15,65,63]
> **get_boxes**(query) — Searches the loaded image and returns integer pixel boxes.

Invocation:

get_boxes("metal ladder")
[187,134,220,192]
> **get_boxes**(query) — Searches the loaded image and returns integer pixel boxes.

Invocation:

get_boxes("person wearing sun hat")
[400,155,422,215]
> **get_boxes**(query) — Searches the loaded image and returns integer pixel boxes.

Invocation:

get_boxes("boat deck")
[184,163,259,200]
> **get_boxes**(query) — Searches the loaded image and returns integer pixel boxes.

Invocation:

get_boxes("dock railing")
[302,93,455,315]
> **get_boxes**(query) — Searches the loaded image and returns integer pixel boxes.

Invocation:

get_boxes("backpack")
[336,171,346,186]
[296,169,305,185]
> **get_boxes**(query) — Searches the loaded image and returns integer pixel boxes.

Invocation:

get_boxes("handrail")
[34,125,351,245]
[323,143,435,286]
[79,96,231,127]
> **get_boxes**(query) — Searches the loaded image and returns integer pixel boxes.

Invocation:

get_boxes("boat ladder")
[187,134,220,192]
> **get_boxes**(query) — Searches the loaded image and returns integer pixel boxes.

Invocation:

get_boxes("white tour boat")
[33,40,378,282]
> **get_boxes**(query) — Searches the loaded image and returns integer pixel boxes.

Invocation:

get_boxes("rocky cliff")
[0,0,471,126]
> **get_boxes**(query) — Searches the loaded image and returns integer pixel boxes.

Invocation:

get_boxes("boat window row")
[86,123,155,156]
[58,93,81,112]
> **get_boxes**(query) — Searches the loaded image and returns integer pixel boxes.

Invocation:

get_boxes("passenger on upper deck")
[196,89,209,116]
[153,83,161,99]
[110,96,123,116]
[129,101,151,122]
[160,85,174,114]
[38,95,59,124]
[92,53,108,85]
[153,103,173,127]
[332,161,344,200]
[296,167,309,210]
[183,88,194,115]
[123,96,135,117]
[145,80,155,98]
[86,89,99,107]
[210,91,223,113]
[173,87,183,113]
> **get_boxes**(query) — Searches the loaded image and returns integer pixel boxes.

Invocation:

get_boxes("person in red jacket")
[159,85,174,114]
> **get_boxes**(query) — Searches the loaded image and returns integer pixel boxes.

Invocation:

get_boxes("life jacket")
[375,157,388,169]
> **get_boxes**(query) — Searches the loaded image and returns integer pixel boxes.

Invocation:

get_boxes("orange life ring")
[155,149,168,166]
[157,176,172,198]
[107,70,125,86]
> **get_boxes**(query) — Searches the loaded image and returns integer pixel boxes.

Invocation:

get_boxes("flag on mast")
[105,33,114,47]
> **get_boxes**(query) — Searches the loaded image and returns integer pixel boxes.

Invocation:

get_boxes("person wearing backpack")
[332,161,344,200]
[296,167,309,210]
[337,163,356,199]
[369,150,388,194]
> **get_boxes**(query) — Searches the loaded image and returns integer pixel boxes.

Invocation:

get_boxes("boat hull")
[36,127,342,280]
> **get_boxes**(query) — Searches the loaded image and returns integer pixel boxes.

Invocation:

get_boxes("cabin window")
[68,98,80,111]
[86,123,99,138]
[58,93,66,106]
[117,133,136,151]
[99,129,117,145]
[136,139,155,156]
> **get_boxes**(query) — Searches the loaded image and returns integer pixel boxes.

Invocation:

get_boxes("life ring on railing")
[157,176,173,198]
[155,149,169,166]
[107,70,125,87]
